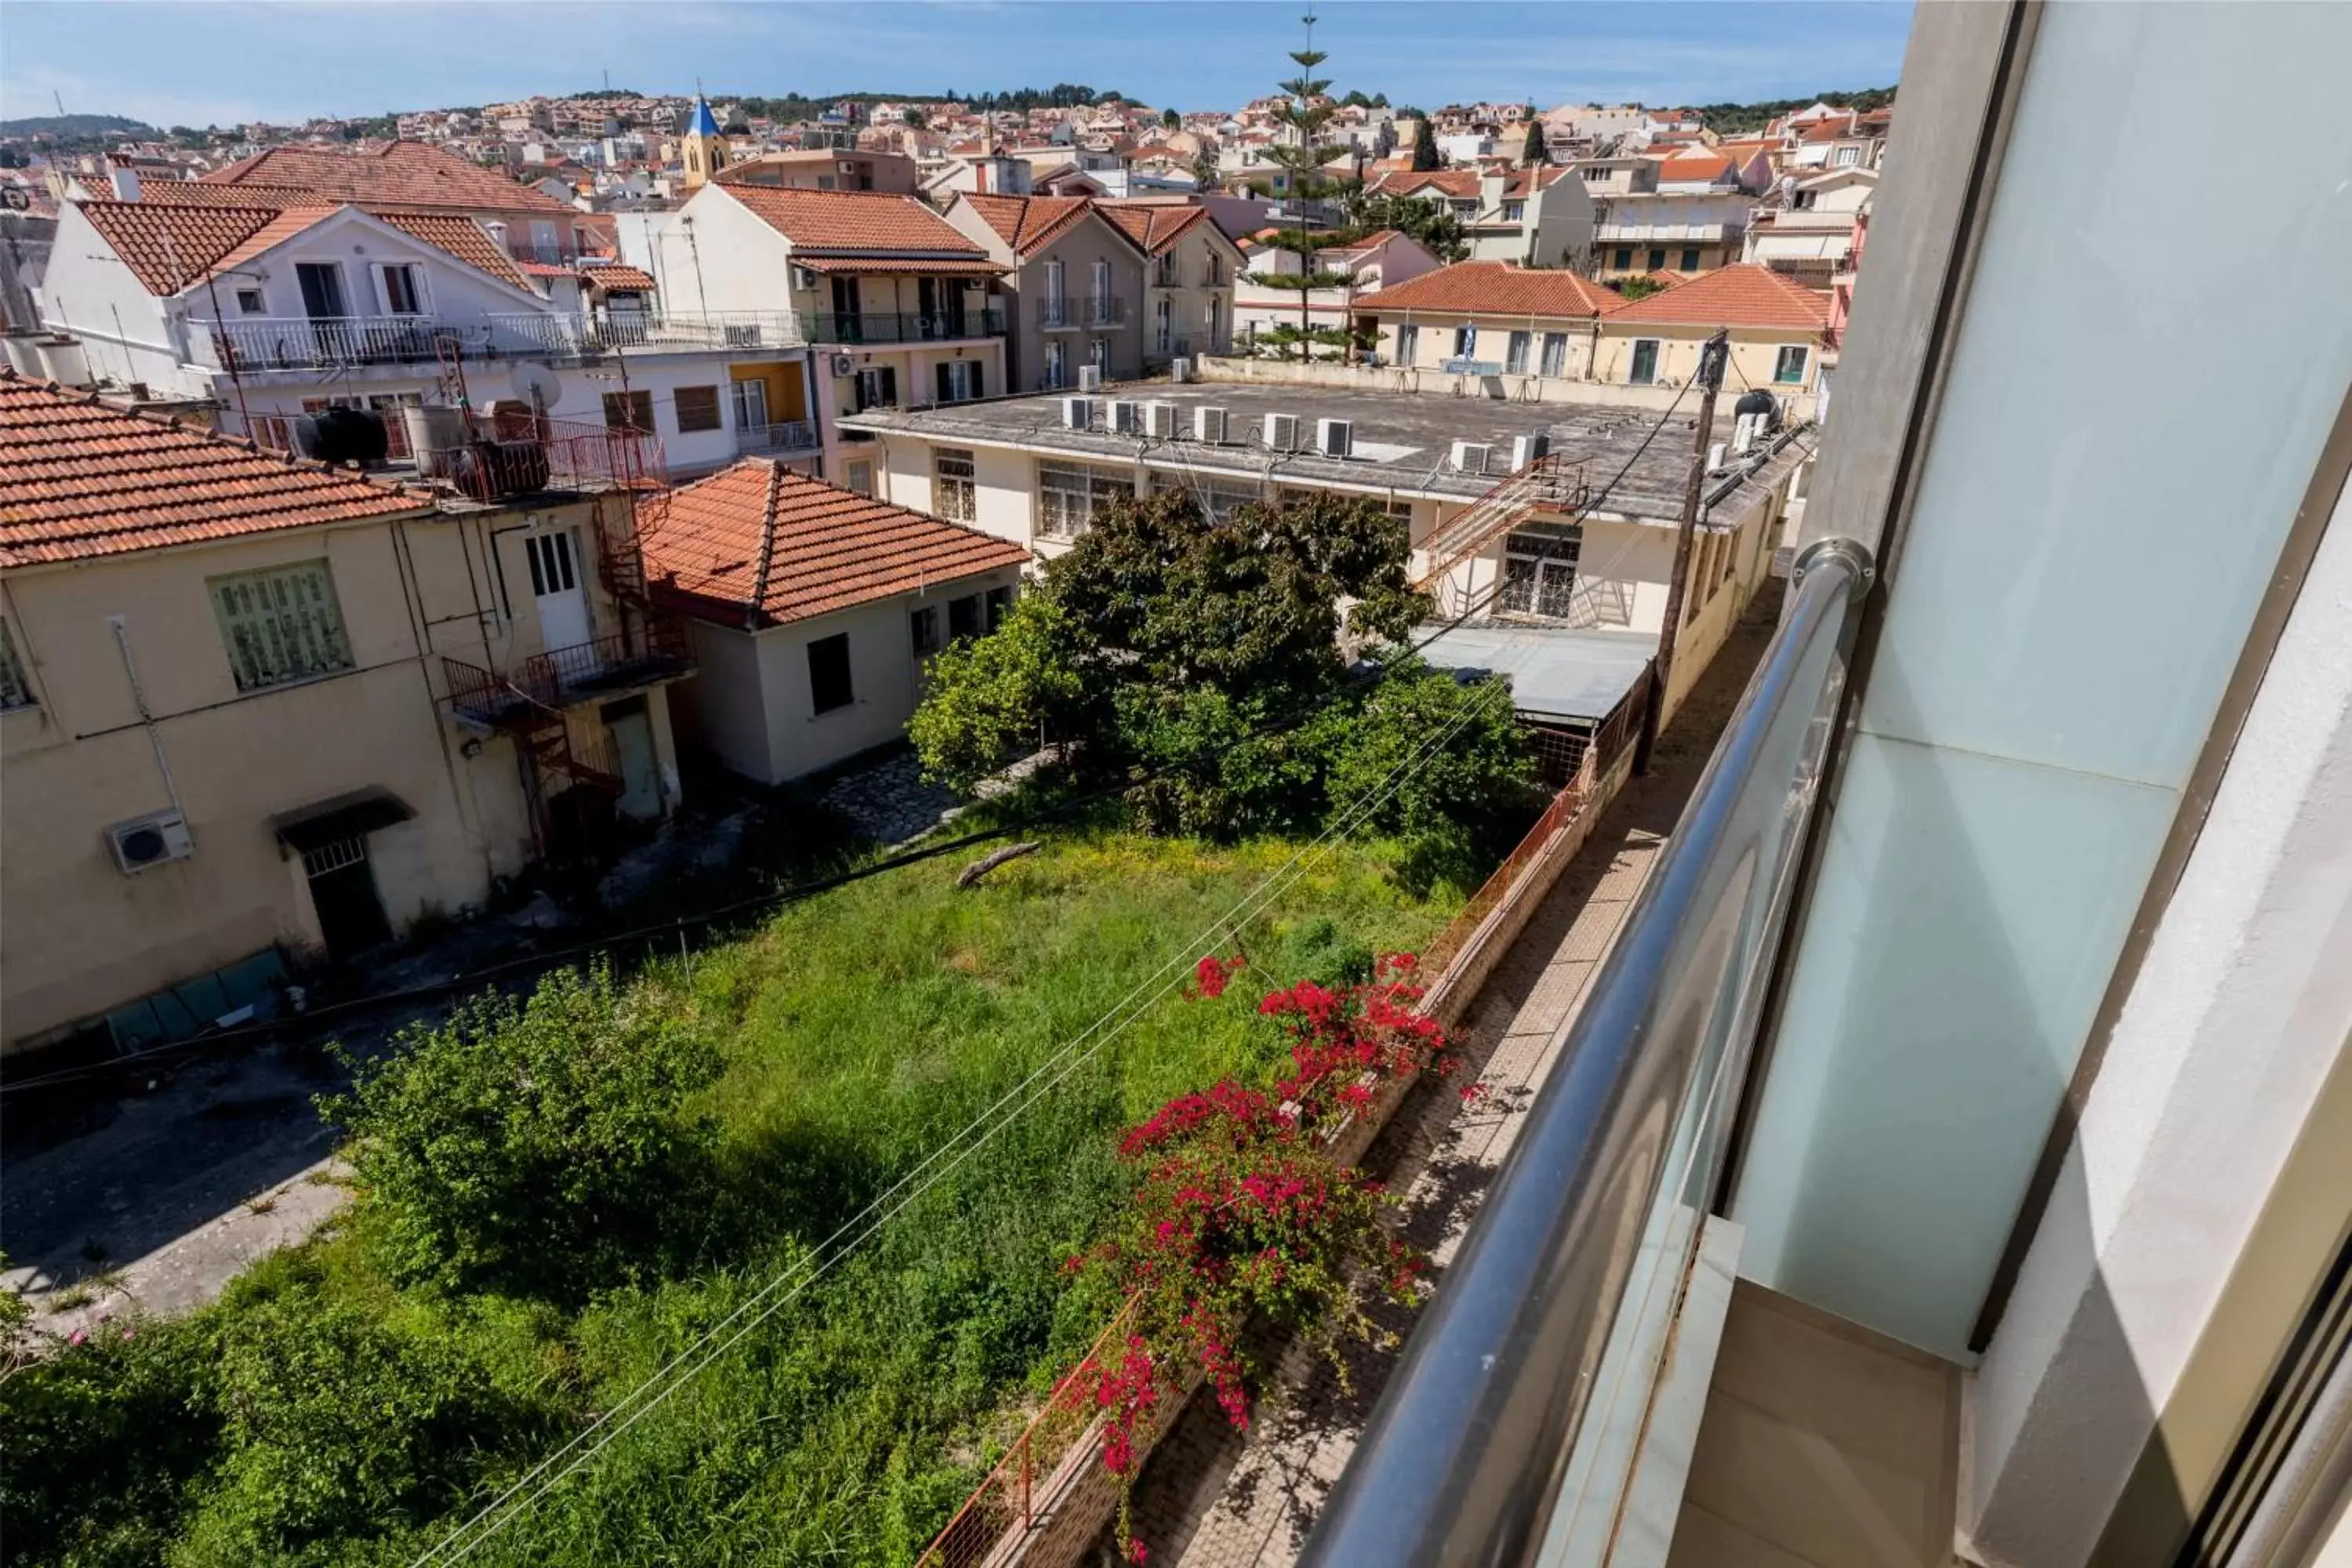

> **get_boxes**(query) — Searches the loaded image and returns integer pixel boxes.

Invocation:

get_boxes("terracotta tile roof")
[721,185,989,259]
[581,262,657,290]
[643,459,1027,628]
[375,212,535,292]
[0,372,426,568]
[97,180,335,209]
[958,192,1099,254]
[1602,263,1831,330]
[1361,260,1614,319]
[1657,152,1739,184]
[201,140,573,212]
[1098,201,1200,255]
[75,201,323,294]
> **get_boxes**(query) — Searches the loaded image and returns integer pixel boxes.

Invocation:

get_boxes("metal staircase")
[1412,452,1594,601]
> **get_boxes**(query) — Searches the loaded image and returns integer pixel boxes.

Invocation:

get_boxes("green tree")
[1256,14,1357,360]
[907,595,1091,791]
[1410,115,1440,171]
[319,964,721,1298]
[905,107,927,129]
[1614,274,1669,301]
[1162,106,1181,129]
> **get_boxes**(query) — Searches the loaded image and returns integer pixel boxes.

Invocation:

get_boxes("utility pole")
[1633,328,1729,775]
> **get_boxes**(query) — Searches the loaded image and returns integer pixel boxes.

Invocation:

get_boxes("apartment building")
[1356,260,1616,379]
[0,374,692,1055]
[619,183,1007,481]
[1363,165,1596,267]
[1593,263,1831,397]
[1232,229,1441,356]
[941,192,1147,390]
[644,461,1027,784]
[1098,202,1247,368]
[1740,167,1878,288]
[1595,162,1759,281]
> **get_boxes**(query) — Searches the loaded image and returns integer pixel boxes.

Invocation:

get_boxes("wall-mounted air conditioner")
[1451,440,1493,474]
[1143,401,1178,439]
[1263,412,1301,451]
[107,810,194,875]
[1062,395,1093,430]
[1195,405,1229,443]
[1316,418,1353,458]
[1077,365,1105,394]
[793,265,819,291]
[1109,399,1142,434]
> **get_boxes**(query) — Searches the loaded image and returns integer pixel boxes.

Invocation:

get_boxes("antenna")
[54,89,67,117]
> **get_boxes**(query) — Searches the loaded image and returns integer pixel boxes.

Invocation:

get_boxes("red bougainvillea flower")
[1188,952,1247,1000]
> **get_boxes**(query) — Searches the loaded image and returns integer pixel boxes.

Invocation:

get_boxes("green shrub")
[320,964,723,1298]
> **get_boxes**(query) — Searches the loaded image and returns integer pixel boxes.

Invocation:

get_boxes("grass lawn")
[3,826,1461,1568]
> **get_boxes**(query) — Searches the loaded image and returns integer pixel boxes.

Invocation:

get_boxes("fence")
[913,666,1653,1567]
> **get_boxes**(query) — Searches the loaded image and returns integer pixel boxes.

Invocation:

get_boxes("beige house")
[1233,229,1443,358]
[645,460,1028,784]
[1592,263,1832,396]
[1355,260,1616,379]
[942,192,1148,392]
[0,374,692,1055]
[1098,202,1247,368]
[713,150,920,194]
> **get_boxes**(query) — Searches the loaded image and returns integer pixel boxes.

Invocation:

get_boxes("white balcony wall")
[1731,0,2352,1367]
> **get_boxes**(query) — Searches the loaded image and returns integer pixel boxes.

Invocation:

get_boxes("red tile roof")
[956,192,1100,254]
[1098,201,1212,256]
[0,373,427,567]
[644,460,1027,628]
[721,186,990,259]
[1368,168,1566,202]
[1602,263,1831,330]
[1657,152,1740,184]
[581,262,657,291]
[375,212,535,292]
[75,200,535,296]
[201,140,573,212]
[1362,260,1615,319]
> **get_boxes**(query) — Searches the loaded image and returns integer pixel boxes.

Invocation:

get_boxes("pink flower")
[67,1328,86,1346]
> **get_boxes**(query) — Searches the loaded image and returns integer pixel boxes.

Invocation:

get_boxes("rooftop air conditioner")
[1143,401,1178,439]
[1195,405,1229,444]
[107,810,194,875]
[1109,398,1142,434]
[1511,431,1551,470]
[1170,357,1194,383]
[1061,395,1093,430]
[1262,412,1301,452]
[1451,440,1493,474]
[1316,417,1353,458]
[1078,365,1105,394]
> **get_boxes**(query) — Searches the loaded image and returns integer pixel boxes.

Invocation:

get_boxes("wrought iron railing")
[443,622,694,727]
[423,411,666,503]
[1037,296,1073,329]
[204,316,467,371]
[1083,293,1127,327]
[735,419,820,455]
[481,310,803,354]
[503,238,617,267]
[802,307,1006,344]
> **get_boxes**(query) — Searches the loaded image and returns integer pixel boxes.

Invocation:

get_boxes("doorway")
[526,528,590,652]
[296,262,350,358]
[602,695,663,820]
[302,837,393,960]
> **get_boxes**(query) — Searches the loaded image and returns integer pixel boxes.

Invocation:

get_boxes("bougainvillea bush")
[1065,955,1452,1553]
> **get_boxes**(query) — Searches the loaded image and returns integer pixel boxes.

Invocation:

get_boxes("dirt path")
[1115,590,1785,1567]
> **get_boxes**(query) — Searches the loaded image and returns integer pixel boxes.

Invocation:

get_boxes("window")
[603,390,654,430]
[934,447,977,522]
[910,604,942,656]
[1038,460,1132,538]
[1043,258,1066,318]
[1089,336,1110,377]
[1506,330,1532,374]
[1504,201,1525,221]
[1453,324,1478,359]
[935,360,984,404]
[730,377,770,432]
[985,585,1011,630]
[1612,246,1634,270]
[1539,332,1568,378]
[948,593,981,640]
[235,288,265,315]
[1774,345,1809,384]
[1832,145,1860,168]
[1628,338,1661,385]
[1494,523,1582,620]
[210,560,354,691]
[673,385,722,433]
[1647,247,1668,270]
[844,458,874,495]
[1152,469,1261,523]
[855,365,898,411]
[1156,252,1181,287]
[1203,252,1224,285]
[1396,323,1419,365]
[1155,296,1174,354]
[1044,339,1069,389]
[0,619,34,710]
[1680,246,1701,270]
[807,633,853,713]
[378,263,426,315]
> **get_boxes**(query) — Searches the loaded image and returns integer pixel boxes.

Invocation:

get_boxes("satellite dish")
[510,361,564,412]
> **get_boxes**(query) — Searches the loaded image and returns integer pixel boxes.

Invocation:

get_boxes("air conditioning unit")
[1262,412,1301,451]
[1452,440,1493,474]
[1143,401,1178,438]
[1078,365,1105,394]
[1316,417,1353,458]
[1061,395,1093,430]
[1170,357,1194,383]
[1109,398,1142,434]
[106,810,194,874]
[830,354,857,378]
[1511,431,1551,470]
[793,265,820,290]
[1195,405,1229,443]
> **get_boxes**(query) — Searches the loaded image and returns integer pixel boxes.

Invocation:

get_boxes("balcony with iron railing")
[502,238,618,267]
[482,309,804,355]
[443,621,695,729]
[201,315,469,372]
[735,419,820,456]
[802,307,1007,345]
[199,310,802,374]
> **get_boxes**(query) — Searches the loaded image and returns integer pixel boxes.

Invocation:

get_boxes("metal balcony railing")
[1298,538,1877,1568]
[1037,296,1072,329]
[444,622,695,727]
[1083,293,1126,326]
[802,307,1006,345]
[735,419,819,455]
[422,410,666,503]
[481,310,803,354]
[503,238,616,267]
[205,315,458,371]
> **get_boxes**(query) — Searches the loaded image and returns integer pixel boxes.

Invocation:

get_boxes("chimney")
[108,158,141,201]
[1479,165,1507,212]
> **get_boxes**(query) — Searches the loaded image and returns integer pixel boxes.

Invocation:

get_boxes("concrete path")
[1116,592,1784,1567]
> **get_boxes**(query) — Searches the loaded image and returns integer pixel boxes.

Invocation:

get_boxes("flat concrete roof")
[1419,621,1660,723]
[840,379,1748,521]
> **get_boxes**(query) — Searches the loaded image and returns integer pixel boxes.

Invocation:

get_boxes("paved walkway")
[1116,593,1784,1567]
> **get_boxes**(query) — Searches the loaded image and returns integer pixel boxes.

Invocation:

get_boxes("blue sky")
[1,2,1911,131]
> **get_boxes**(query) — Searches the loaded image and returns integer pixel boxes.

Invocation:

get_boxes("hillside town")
[10,5,2352,1568]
